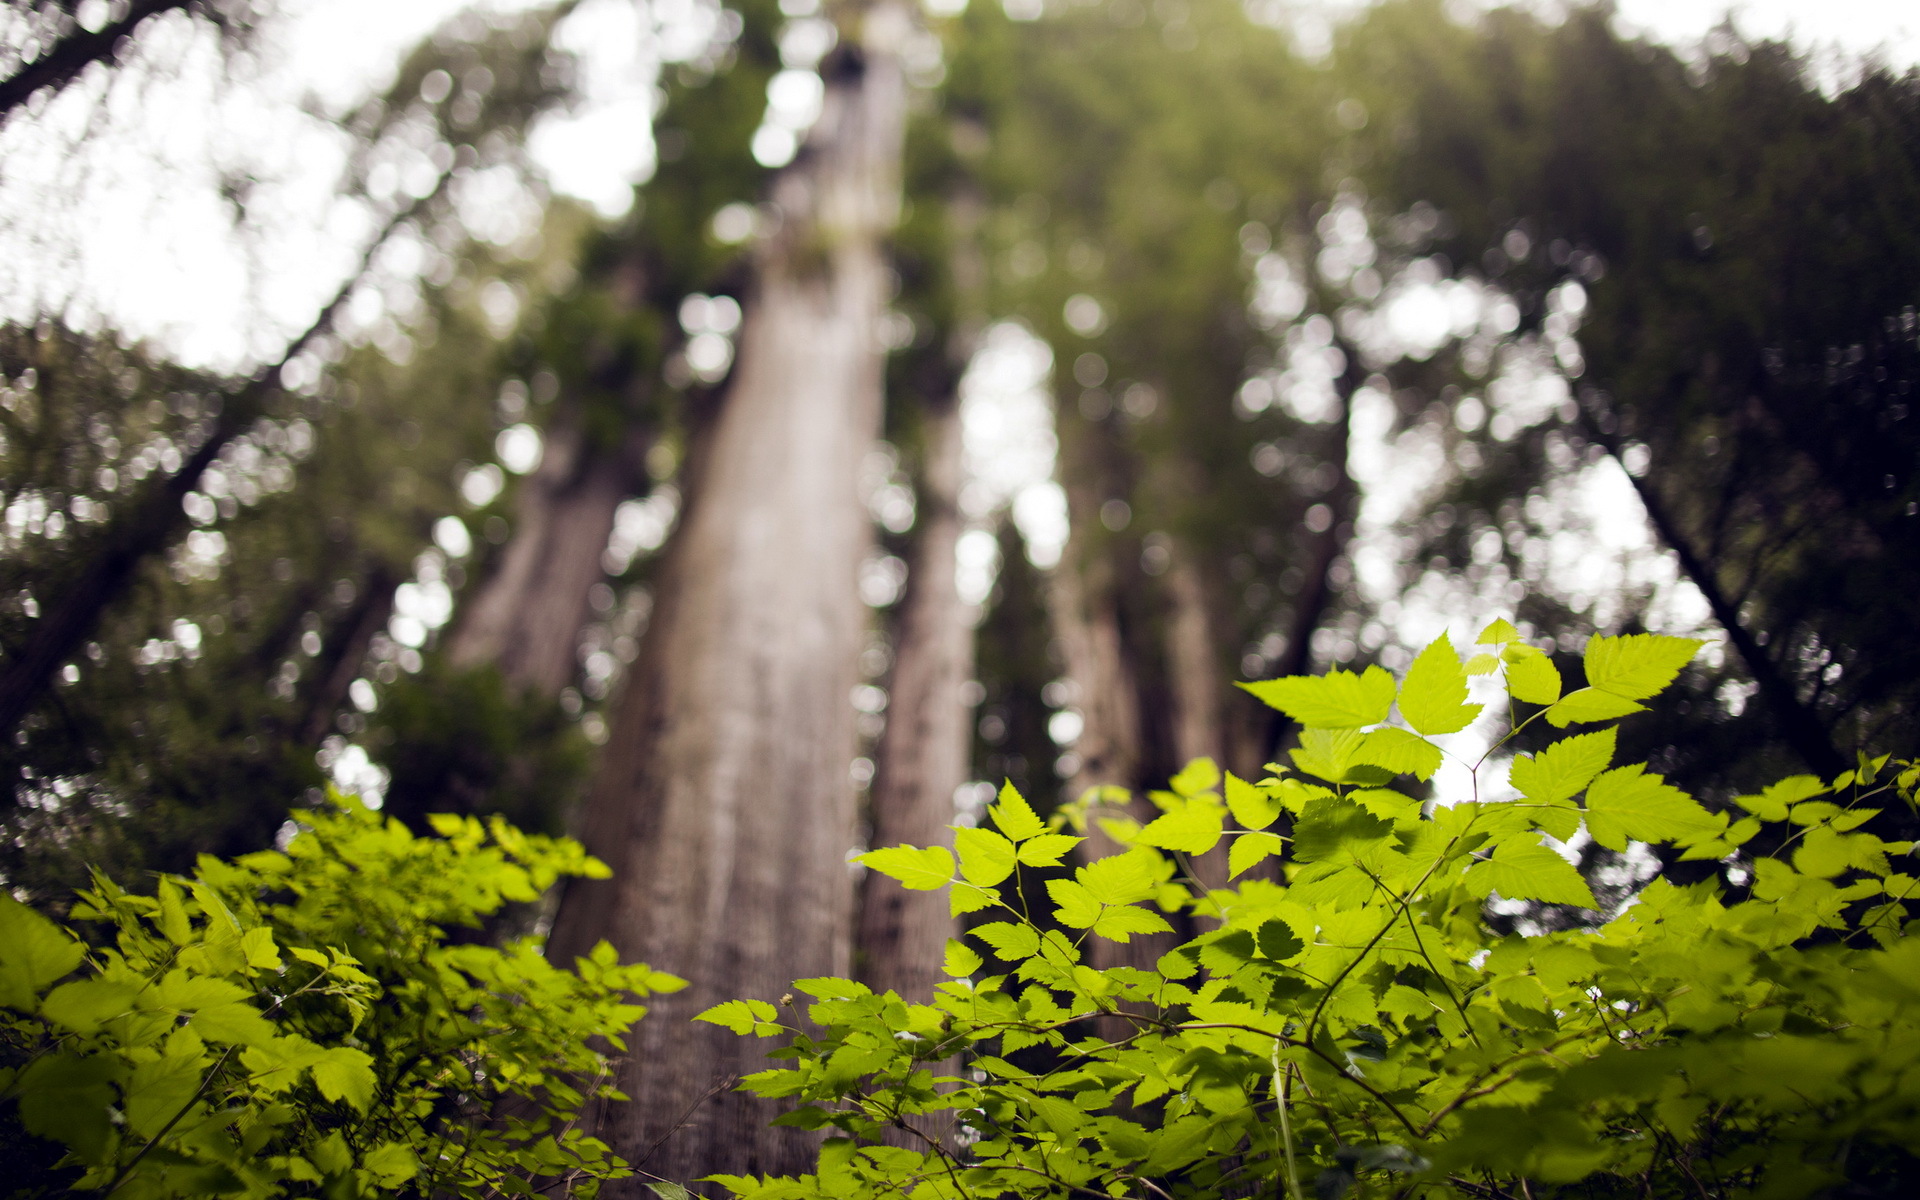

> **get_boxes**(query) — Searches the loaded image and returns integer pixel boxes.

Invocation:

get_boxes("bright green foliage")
[712,627,1920,1199]
[0,795,679,1198]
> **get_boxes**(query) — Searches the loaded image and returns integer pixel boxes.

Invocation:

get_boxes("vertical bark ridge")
[857,392,971,1000]
[446,422,642,696]
[548,6,910,1183]
[1160,546,1233,894]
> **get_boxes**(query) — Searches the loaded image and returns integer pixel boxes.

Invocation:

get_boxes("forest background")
[3,0,1920,1189]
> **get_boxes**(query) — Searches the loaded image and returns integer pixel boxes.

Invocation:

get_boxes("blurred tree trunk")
[546,4,909,1181]
[300,565,396,744]
[856,390,969,1000]
[445,421,644,696]
[1159,544,1236,892]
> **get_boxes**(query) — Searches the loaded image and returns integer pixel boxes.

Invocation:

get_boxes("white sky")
[1609,0,1919,69]
[2,0,1913,370]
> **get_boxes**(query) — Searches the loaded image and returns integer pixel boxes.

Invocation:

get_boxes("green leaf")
[16,1052,117,1163]
[1225,772,1280,830]
[1077,849,1160,905]
[1047,879,1102,929]
[310,1131,352,1175]
[1736,775,1829,821]
[1142,1114,1216,1173]
[1170,757,1222,795]
[1543,687,1646,728]
[124,1052,206,1139]
[1291,727,1369,784]
[0,894,86,1009]
[41,979,138,1033]
[1354,726,1443,781]
[1465,837,1598,908]
[696,999,781,1036]
[1031,1095,1088,1134]
[972,922,1042,961]
[190,999,279,1047]
[1136,799,1224,854]
[1091,905,1174,942]
[1255,918,1305,961]
[1585,765,1723,851]
[1398,633,1481,734]
[240,927,282,971]
[942,939,983,977]
[1239,665,1395,729]
[1228,832,1284,879]
[1197,929,1255,974]
[1476,618,1521,645]
[156,876,193,946]
[1352,788,1423,824]
[950,881,999,916]
[1583,633,1704,701]
[857,845,953,891]
[1292,803,1393,863]
[313,1046,377,1112]
[1505,646,1562,705]
[989,782,1047,842]
[1509,727,1617,804]
[1793,828,1854,878]
[361,1142,419,1185]
[1016,833,1083,866]
[955,827,1018,886]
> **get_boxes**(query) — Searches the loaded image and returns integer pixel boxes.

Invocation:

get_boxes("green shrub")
[0,796,679,1198]
[707,625,1920,1199]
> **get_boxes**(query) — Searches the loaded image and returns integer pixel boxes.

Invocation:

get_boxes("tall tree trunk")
[1048,508,1179,976]
[446,422,642,695]
[856,392,970,1000]
[1050,539,1144,810]
[546,6,909,1182]
[1159,545,1234,892]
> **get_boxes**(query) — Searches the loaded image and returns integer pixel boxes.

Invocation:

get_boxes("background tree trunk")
[546,6,910,1182]
[445,422,643,696]
[857,391,970,1001]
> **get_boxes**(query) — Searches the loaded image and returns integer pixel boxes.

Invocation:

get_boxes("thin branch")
[0,0,196,123]
[1577,400,1846,778]
[0,172,450,743]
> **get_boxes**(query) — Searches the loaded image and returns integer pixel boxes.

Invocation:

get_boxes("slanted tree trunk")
[0,183,441,745]
[445,422,643,695]
[546,5,909,1182]
[300,564,396,744]
[856,391,970,1000]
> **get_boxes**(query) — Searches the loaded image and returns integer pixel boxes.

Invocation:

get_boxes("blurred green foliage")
[0,794,676,1198]
[720,628,1920,1200]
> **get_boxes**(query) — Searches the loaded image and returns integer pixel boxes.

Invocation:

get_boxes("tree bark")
[856,393,970,1000]
[546,7,909,1182]
[1159,545,1234,893]
[445,422,642,696]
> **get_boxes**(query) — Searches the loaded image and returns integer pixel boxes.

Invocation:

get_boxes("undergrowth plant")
[702,624,1920,1199]
[0,796,680,1198]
